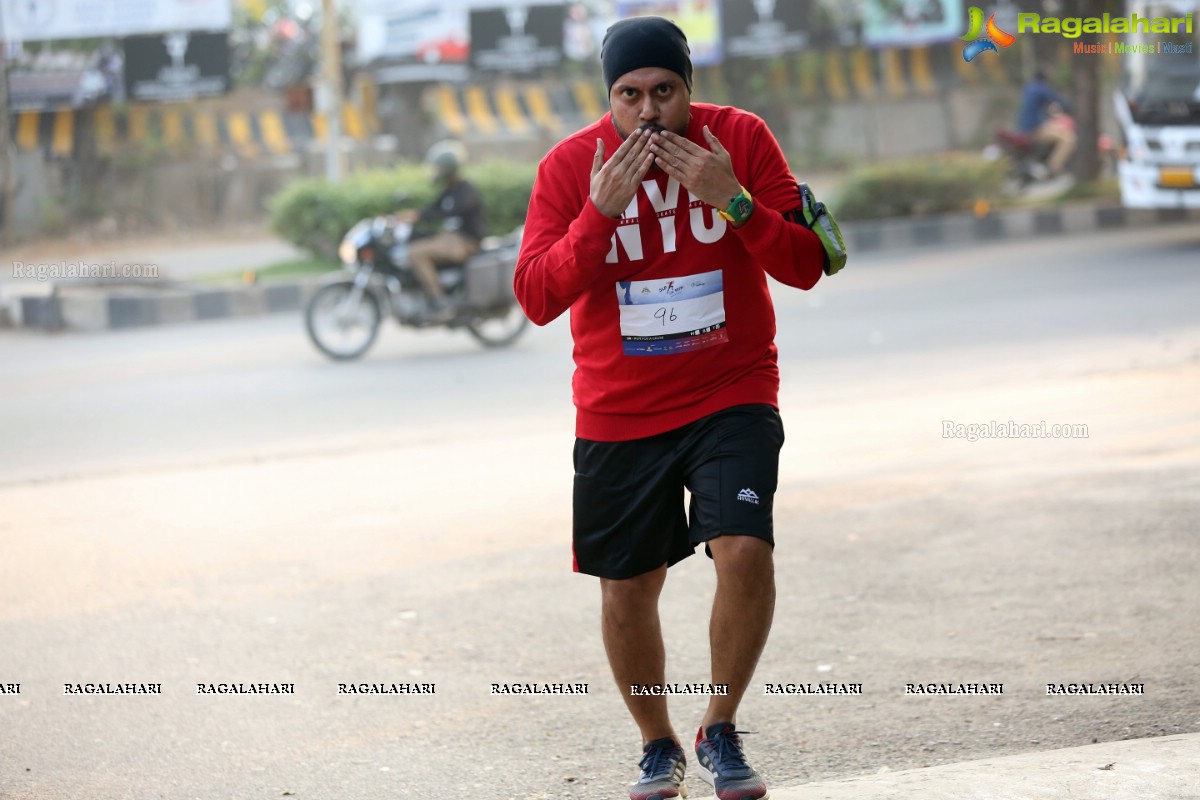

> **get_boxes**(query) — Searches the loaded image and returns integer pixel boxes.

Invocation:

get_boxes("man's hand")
[590,128,656,218]
[648,125,742,212]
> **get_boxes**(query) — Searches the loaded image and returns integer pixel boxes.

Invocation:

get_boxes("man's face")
[609,67,691,140]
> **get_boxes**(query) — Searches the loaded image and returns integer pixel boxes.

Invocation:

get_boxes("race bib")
[616,270,728,356]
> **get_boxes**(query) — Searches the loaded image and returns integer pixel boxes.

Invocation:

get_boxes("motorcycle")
[986,120,1116,191]
[304,213,528,360]
[988,128,1060,188]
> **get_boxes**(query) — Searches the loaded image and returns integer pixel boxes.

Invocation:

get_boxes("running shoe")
[630,736,688,800]
[694,722,768,800]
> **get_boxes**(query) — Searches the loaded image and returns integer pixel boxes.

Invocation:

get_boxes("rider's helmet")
[425,140,467,185]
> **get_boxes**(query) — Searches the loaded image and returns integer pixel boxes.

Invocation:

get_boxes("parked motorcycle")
[304,214,528,360]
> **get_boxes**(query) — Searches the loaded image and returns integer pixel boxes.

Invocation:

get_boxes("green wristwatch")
[718,187,754,225]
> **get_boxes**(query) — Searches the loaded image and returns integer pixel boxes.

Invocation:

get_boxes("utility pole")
[1,37,13,244]
[320,0,344,183]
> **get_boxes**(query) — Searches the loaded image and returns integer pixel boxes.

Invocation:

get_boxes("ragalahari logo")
[961,6,1016,62]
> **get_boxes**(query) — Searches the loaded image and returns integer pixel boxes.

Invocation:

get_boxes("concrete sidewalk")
[2,225,306,285]
[770,734,1199,799]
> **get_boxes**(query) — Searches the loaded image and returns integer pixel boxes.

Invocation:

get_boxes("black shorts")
[572,404,785,579]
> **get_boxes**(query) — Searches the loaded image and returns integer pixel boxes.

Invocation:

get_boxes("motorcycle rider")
[399,141,486,322]
[1017,71,1076,178]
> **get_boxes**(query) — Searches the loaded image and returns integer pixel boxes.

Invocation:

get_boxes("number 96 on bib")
[615,269,728,356]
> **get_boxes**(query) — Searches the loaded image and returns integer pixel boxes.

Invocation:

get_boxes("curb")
[3,278,325,332]
[3,203,1198,332]
[769,733,1199,799]
[843,204,1200,255]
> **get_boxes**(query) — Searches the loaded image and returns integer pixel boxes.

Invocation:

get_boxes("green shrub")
[471,159,538,240]
[1046,177,1120,205]
[268,160,536,259]
[39,197,70,237]
[834,154,1007,222]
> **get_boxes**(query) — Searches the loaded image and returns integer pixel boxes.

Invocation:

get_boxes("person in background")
[399,141,485,321]
[1017,70,1077,176]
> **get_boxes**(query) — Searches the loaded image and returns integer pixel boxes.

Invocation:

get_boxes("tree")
[1064,0,1122,182]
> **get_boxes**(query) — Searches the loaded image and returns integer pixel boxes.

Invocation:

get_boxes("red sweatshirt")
[515,103,825,442]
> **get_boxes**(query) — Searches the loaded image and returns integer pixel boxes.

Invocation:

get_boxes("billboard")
[722,0,813,58]
[356,0,471,83]
[123,31,230,102]
[615,0,723,67]
[5,42,125,111]
[0,0,232,42]
[470,4,565,72]
[861,0,965,48]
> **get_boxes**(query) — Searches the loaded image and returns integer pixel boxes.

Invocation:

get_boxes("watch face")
[719,189,753,223]
[722,192,752,223]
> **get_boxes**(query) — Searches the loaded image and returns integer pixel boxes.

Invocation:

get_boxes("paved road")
[1,225,1198,799]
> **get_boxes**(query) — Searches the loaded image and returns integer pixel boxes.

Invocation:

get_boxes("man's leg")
[701,534,775,729]
[576,430,691,799]
[600,563,676,744]
[406,233,455,302]
[1035,124,1077,176]
[1048,127,1077,175]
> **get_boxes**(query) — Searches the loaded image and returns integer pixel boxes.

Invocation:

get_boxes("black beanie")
[601,17,693,94]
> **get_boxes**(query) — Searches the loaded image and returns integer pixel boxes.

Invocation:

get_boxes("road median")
[3,203,1198,332]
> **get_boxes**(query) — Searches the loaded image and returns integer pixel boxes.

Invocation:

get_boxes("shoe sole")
[695,762,769,800]
[630,785,688,800]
